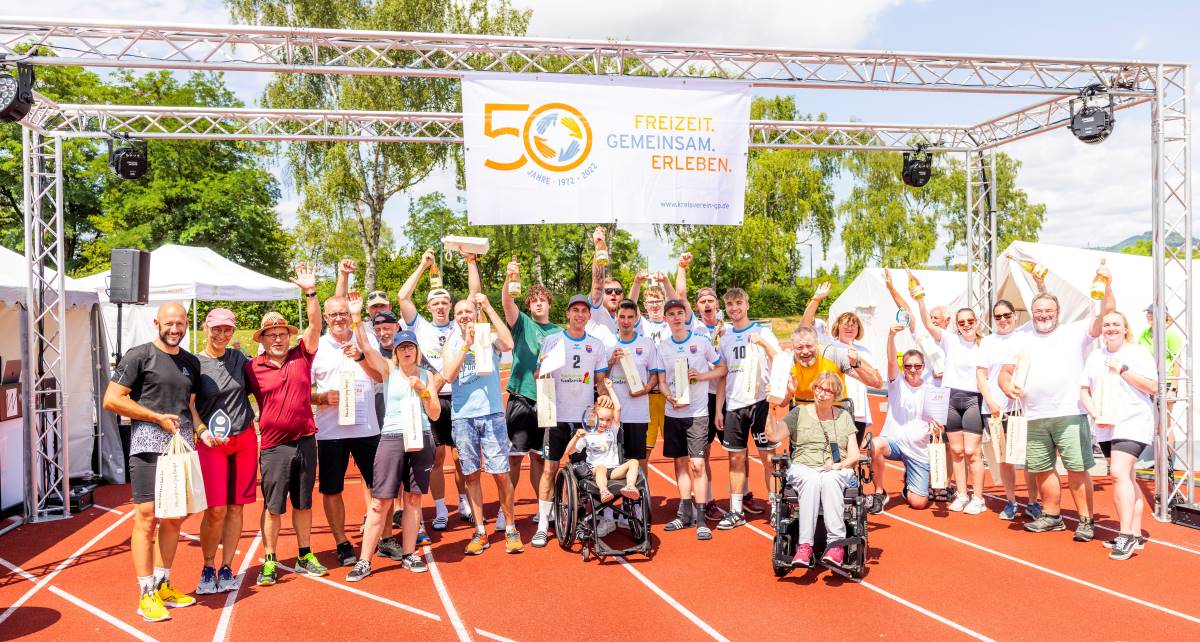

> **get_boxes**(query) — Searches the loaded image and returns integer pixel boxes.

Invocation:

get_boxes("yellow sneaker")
[504,529,524,554]
[137,593,171,622]
[464,532,490,555]
[156,580,196,608]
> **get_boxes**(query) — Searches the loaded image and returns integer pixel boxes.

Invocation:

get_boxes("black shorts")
[372,433,436,498]
[431,395,455,448]
[706,393,723,444]
[260,436,317,515]
[317,435,380,495]
[721,401,776,451]
[1099,439,1147,459]
[621,423,648,460]
[129,452,159,505]
[545,422,586,463]
[506,393,544,455]
[944,388,984,435]
[664,415,710,459]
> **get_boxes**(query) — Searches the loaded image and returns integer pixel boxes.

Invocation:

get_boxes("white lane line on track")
[0,557,37,581]
[647,462,994,641]
[423,544,472,642]
[0,508,135,626]
[475,629,517,642]
[212,530,262,642]
[877,509,1200,625]
[273,561,442,621]
[616,558,729,642]
[94,504,125,516]
[48,585,159,642]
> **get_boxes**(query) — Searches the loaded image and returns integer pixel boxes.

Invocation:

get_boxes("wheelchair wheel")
[628,471,652,542]
[771,522,793,577]
[553,466,578,549]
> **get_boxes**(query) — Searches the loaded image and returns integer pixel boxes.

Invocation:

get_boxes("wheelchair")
[553,458,654,562]
[769,432,873,580]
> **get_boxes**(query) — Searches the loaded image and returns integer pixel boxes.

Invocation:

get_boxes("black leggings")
[944,389,983,435]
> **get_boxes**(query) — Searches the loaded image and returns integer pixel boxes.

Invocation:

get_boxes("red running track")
[3,438,1200,641]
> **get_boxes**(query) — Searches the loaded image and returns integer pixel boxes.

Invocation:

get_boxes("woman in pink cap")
[194,308,258,594]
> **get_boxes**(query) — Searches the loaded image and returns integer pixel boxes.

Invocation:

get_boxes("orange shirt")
[790,345,847,405]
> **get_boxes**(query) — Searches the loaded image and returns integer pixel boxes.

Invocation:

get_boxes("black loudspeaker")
[109,248,150,304]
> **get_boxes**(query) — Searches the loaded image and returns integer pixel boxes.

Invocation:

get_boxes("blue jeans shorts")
[452,412,511,476]
[883,437,931,497]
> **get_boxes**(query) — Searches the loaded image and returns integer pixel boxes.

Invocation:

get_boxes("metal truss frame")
[1,18,1190,523]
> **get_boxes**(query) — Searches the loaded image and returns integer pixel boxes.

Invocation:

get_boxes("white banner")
[463,73,751,226]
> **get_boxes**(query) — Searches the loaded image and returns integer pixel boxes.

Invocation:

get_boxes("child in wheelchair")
[564,380,642,503]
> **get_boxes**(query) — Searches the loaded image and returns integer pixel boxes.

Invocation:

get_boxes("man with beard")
[104,302,204,622]
[244,262,327,586]
[1000,272,1113,541]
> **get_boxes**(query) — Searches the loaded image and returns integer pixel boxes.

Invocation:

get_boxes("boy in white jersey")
[715,288,783,529]
[605,300,662,472]
[532,295,609,548]
[658,299,727,541]
[564,380,642,503]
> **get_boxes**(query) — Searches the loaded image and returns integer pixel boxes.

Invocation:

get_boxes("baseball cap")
[394,330,418,347]
[372,310,399,325]
[366,290,390,307]
[695,287,718,302]
[664,299,687,313]
[567,294,591,310]
[427,288,451,303]
[204,307,236,329]
[1145,303,1155,313]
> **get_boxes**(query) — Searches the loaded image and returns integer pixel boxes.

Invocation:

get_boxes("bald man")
[104,301,208,623]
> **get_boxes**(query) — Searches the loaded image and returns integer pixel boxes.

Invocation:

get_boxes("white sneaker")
[948,494,969,512]
[963,496,987,515]
[596,517,617,538]
[494,510,506,532]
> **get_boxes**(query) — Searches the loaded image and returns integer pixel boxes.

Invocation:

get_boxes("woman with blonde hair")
[802,283,883,441]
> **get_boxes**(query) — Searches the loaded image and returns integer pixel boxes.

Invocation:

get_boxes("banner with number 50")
[462,72,751,226]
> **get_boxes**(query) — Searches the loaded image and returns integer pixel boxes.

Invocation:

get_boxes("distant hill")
[1102,231,1196,253]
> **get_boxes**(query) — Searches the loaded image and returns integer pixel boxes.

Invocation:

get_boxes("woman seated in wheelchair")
[765,371,859,568]
[564,379,641,503]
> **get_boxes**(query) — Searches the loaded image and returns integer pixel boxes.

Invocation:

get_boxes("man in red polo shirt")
[245,262,326,586]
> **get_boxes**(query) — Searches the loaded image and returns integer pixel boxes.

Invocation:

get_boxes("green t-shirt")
[1138,325,1182,369]
[783,405,857,469]
[507,311,562,400]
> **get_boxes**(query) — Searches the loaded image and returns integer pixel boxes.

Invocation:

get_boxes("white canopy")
[75,243,299,302]
[0,246,98,309]
[828,267,968,369]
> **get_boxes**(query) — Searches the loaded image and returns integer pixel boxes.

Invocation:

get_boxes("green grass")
[192,328,258,356]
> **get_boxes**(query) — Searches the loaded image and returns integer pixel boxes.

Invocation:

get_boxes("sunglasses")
[957,318,977,327]
[903,363,924,371]
[994,312,1014,320]
[604,287,624,295]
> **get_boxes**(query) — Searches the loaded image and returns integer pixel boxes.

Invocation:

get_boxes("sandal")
[664,517,691,531]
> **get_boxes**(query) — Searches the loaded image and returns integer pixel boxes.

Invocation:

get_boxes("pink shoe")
[791,543,813,567]
[821,545,845,567]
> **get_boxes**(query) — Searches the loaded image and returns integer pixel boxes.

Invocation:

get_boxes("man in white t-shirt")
[658,299,727,541]
[1000,278,1111,541]
[605,299,661,471]
[531,295,609,548]
[871,324,939,512]
[310,294,385,567]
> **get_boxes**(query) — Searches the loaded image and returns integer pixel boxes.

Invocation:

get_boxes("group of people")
[103,226,1165,623]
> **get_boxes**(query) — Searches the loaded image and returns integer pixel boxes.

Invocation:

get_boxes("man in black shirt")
[104,302,216,623]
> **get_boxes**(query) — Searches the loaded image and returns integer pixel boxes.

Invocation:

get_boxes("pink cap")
[205,308,237,329]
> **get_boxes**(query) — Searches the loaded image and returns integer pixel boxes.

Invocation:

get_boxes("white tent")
[828,268,969,373]
[75,244,300,354]
[0,247,100,510]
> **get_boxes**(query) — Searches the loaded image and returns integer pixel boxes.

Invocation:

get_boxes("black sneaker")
[336,541,358,567]
[869,491,888,515]
[346,559,371,582]
[1108,534,1136,560]
[376,537,404,561]
[1073,517,1095,542]
[402,554,428,573]
[1024,514,1066,533]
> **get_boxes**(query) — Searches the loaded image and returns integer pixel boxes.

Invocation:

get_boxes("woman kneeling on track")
[564,380,642,503]
[1079,311,1157,561]
[869,326,941,512]
[349,319,444,582]
[765,371,859,568]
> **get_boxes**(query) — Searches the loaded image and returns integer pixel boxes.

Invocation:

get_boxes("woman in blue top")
[347,301,443,582]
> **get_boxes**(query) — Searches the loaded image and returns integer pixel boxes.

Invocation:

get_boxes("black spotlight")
[108,137,149,180]
[902,145,932,188]
[1069,84,1115,145]
[0,63,35,123]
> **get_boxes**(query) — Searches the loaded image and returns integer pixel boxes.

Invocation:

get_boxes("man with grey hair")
[1000,273,1112,541]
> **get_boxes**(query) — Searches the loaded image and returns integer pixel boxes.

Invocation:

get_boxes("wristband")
[461,345,471,354]
[419,390,432,399]
[305,290,317,298]
[355,353,365,362]
[1120,364,1129,374]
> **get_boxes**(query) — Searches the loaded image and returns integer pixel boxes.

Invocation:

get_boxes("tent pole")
[298,295,303,333]
[192,300,197,352]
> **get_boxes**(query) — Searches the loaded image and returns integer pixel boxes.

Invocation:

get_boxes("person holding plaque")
[194,308,257,595]
[604,299,661,474]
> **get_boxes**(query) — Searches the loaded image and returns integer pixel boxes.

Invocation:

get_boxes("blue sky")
[8,1,1197,273]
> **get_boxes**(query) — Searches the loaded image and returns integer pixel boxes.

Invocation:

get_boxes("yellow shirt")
[791,344,848,404]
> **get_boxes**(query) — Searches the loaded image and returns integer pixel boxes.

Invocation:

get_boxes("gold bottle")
[429,263,444,290]
[908,271,925,301]
[507,258,522,296]
[1090,258,1109,300]
[1009,254,1049,280]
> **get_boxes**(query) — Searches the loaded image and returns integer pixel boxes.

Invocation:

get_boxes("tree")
[227,0,531,291]
[941,153,1046,260]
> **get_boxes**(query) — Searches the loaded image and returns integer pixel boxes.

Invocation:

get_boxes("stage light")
[1069,84,1115,145]
[107,137,149,179]
[902,146,932,188]
[0,63,35,124]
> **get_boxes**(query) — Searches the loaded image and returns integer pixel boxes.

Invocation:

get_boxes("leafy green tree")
[226,0,531,291]
[941,153,1046,260]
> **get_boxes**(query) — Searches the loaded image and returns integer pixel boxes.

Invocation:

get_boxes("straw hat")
[253,311,299,343]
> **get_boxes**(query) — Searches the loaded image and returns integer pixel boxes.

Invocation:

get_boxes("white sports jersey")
[638,318,670,344]
[720,322,781,411]
[689,315,725,394]
[403,313,456,395]
[605,333,662,423]
[539,330,610,424]
[588,302,619,335]
[656,331,721,419]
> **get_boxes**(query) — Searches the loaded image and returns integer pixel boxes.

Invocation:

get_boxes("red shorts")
[197,429,259,506]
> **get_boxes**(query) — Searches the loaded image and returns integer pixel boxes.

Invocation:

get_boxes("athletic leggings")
[944,388,984,435]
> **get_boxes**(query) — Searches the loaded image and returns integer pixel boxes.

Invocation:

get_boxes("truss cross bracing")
[0,18,1190,523]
